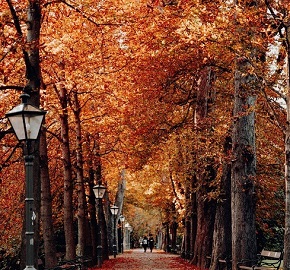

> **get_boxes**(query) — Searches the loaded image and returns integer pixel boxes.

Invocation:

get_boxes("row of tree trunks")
[7,0,273,269]
[71,90,87,257]
[6,0,85,268]
[181,7,259,264]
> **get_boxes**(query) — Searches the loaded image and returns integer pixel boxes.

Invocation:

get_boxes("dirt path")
[90,248,197,270]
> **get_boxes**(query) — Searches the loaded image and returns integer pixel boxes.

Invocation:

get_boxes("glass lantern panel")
[93,185,106,199]
[7,103,45,141]
[110,205,119,215]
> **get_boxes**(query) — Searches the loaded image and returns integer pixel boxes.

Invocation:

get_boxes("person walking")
[142,236,148,252]
[148,234,154,252]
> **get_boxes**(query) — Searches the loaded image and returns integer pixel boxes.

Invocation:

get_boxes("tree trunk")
[190,190,197,260]
[40,128,57,268]
[71,91,87,257]
[231,1,265,268]
[192,187,216,269]
[88,168,98,264]
[101,192,110,260]
[210,135,232,270]
[58,76,76,260]
[85,134,98,264]
[191,67,216,268]
[171,220,178,253]
[115,169,126,216]
[93,134,109,261]
[182,179,192,259]
[113,170,126,254]
[165,222,170,252]
[231,57,257,269]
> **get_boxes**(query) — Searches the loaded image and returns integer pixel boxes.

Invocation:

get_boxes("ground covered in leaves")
[89,248,198,270]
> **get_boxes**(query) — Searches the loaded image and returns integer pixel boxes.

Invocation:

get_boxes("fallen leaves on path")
[88,251,199,270]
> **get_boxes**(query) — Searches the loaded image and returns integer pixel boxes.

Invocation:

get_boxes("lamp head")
[6,94,46,141]
[110,204,119,216]
[93,184,106,199]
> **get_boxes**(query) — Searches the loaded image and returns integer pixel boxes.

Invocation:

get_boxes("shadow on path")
[90,248,197,270]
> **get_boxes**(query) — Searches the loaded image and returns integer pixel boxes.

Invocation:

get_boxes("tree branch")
[5,0,23,38]
[60,0,122,27]
[0,85,24,91]
[5,0,34,80]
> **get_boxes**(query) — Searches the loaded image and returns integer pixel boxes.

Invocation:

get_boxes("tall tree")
[54,67,76,260]
[231,53,257,270]
[70,90,87,257]
[264,1,290,267]
[191,67,216,269]
[231,1,261,267]
[85,133,98,264]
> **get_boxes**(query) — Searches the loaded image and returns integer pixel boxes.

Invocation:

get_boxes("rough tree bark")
[93,134,109,261]
[210,135,232,270]
[231,58,257,270]
[182,181,192,259]
[85,133,98,264]
[71,90,87,257]
[111,170,126,256]
[231,1,262,268]
[190,190,197,259]
[56,70,76,260]
[191,67,216,269]
[115,169,126,216]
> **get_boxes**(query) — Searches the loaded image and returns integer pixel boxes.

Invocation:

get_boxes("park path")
[90,248,197,270]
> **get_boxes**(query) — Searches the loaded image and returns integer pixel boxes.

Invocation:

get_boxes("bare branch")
[5,0,23,38]
[5,0,33,78]
[0,128,14,141]
[261,86,286,132]
[0,85,24,91]
[60,0,122,27]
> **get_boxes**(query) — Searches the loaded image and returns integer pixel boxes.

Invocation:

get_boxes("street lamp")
[93,184,106,200]
[93,184,106,268]
[119,215,125,253]
[6,93,46,270]
[124,223,133,250]
[128,225,133,249]
[110,205,119,258]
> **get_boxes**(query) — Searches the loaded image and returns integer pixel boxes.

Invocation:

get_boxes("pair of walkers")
[142,235,154,252]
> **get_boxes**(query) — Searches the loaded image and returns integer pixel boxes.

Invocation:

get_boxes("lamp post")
[110,205,119,258]
[128,225,133,249]
[119,215,125,254]
[6,93,46,270]
[93,184,106,268]
[124,223,133,250]
[124,223,129,250]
